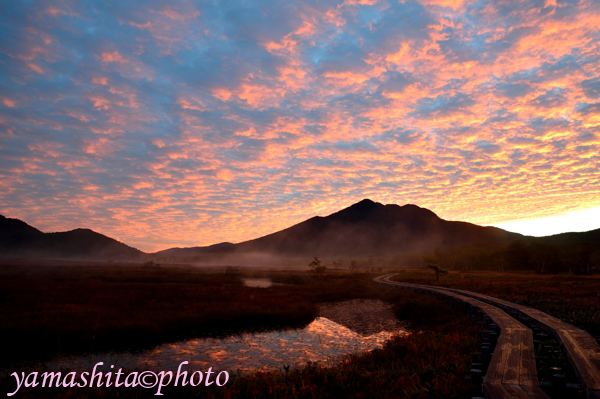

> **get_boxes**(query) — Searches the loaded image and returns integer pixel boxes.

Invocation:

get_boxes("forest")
[423,238,600,274]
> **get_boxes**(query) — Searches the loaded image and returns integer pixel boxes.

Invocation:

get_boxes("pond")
[46,299,408,373]
[242,278,277,288]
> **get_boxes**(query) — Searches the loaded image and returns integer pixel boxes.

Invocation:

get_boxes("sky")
[491,206,600,236]
[1,0,599,252]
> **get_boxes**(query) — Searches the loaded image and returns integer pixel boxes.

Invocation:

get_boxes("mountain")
[156,242,236,257]
[533,228,600,246]
[155,199,522,260]
[3,200,596,268]
[0,215,144,260]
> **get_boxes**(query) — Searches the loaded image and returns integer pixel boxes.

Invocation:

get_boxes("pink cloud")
[27,63,44,74]
[159,6,200,21]
[101,51,127,63]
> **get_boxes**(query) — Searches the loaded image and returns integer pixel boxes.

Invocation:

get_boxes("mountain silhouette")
[3,201,599,267]
[0,214,144,260]
[156,199,522,259]
[4,200,600,264]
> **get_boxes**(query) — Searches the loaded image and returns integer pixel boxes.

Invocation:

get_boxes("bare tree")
[427,262,448,281]
[308,257,326,273]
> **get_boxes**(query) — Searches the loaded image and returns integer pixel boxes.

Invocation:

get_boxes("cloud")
[531,87,567,108]
[1,0,600,251]
[528,117,571,134]
[576,102,600,115]
[475,140,502,154]
[378,72,415,94]
[581,78,600,99]
[411,93,475,118]
[495,82,533,98]
[331,140,380,153]
[378,129,423,145]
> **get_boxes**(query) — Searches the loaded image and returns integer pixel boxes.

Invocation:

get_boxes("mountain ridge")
[154,199,522,260]
[0,214,144,260]
[3,200,600,264]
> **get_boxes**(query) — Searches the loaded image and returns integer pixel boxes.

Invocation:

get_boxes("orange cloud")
[27,63,44,74]
[92,77,109,85]
[420,0,465,9]
[45,7,67,16]
[177,97,207,111]
[88,96,111,110]
[323,71,371,86]
[237,83,286,107]
[211,88,233,102]
[159,6,200,21]
[101,51,127,63]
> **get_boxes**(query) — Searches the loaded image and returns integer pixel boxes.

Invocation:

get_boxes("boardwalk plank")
[503,329,521,385]
[427,283,600,399]
[374,274,551,399]
[503,384,535,399]
[519,330,537,387]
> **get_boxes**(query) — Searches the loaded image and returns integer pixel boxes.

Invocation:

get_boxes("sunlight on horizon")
[488,206,600,237]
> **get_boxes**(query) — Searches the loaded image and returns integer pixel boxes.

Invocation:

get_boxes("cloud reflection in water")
[47,300,408,372]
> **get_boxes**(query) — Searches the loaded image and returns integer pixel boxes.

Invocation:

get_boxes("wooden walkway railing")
[374,274,550,399]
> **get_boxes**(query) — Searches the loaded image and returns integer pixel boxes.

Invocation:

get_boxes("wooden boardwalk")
[426,284,600,399]
[374,274,550,399]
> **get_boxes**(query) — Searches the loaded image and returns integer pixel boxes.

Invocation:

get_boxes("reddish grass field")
[391,270,600,337]
[0,285,481,399]
[0,263,484,398]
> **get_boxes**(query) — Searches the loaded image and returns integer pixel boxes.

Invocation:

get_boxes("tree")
[143,260,160,268]
[308,257,326,273]
[564,242,593,275]
[427,261,448,281]
[505,240,531,271]
[529,242,562,274]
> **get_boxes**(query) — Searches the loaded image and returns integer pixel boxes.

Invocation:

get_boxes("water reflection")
[47,299,408,373]
[242,278,274,288]
[320,299,403,336]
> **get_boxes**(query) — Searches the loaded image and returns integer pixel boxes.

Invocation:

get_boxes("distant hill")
[533,228,600,246]
[156,242,236,257]
[155,199,522,261]
[423,225,600,274]
[0,215,145,260]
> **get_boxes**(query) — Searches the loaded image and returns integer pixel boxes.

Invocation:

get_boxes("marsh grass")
[392,270,600,336]
[0,282,481,399]
[0,265,409,369]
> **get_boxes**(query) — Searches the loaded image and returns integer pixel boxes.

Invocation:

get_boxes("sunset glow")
[490,206,600,237]
[1,0,600,251]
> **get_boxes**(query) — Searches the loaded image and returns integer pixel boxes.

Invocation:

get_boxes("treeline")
[423,239,600,274]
